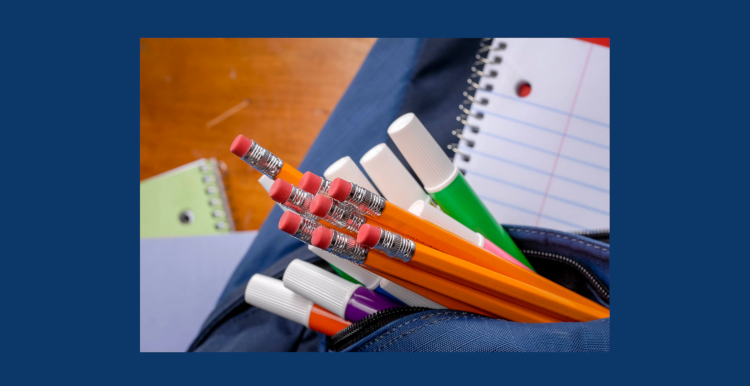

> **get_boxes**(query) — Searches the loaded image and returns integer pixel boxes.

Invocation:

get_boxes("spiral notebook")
[140,158,234,238]
[453,38,609,233]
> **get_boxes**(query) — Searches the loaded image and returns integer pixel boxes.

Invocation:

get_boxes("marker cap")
[258,175,274,193]
[360,143,431,209]
[283,259,360,319]
[308,245,381,290]
[244,274,313,327]
[387,113,459,193]
[408,200,482,246]
[324,156,379,194]
[379,279,446,309]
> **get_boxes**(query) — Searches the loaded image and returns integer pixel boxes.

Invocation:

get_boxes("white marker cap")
[409,200,483,247]
[324,156,379,194]
[244,274,313,328]
[258,175,274,193]
[283,259,359,319]
[308,245,381,290]
[379,279,446,309]
[360,143,431,210]
[258,175,288,212]
[387,113,459,193]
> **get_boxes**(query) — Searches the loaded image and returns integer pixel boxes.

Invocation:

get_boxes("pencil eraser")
[311,227,334,250]
[310,195,333,217]
[230,135,253,157]
[279,212,303,235]
[269,179,293,203]
[329,178,352,202]
[357,224,381,248]
[299,172,323,194]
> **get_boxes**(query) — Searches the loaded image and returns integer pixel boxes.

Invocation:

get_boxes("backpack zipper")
[330,251,610,351]
[522,249,610,303]
[572,229,610,242]
[329,307,429,351]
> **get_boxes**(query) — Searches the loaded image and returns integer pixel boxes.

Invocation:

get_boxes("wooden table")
[141,38,377,230]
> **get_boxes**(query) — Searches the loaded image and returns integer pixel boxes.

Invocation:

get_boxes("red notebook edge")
[575,38,610,48]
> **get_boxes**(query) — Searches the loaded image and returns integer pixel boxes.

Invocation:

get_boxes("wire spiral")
[449,38,507,164]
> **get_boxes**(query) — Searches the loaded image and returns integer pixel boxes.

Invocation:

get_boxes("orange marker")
[244,273,350,336]
[358,224,608,322]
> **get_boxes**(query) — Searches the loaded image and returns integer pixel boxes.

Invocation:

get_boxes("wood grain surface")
[141,38,377,230]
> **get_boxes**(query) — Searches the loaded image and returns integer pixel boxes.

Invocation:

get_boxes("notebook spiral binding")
[449,38,507,167]
[201,159,235,232]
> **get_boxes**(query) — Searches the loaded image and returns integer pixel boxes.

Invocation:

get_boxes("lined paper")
[454,38,609,232]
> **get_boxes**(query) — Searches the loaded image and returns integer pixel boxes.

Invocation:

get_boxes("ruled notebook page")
[454,38,609,232]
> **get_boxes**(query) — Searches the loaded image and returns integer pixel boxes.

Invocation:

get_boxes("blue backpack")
[188,39,610,352]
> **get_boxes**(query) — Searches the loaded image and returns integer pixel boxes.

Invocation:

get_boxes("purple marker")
[283,259,404,322]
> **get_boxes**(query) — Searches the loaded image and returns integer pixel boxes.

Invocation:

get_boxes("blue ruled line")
[478,196,586,230]
[466,170,610,216]
[464,149,610,194]
[478,131,610,172]
[477,89,610,129]
[472,108,610,150]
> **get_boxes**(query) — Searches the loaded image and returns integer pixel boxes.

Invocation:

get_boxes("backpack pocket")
[323,225,610,352]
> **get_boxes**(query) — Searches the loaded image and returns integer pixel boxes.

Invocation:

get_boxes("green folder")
[140,159,234,238]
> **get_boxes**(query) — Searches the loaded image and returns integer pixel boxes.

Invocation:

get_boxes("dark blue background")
[3,0,744,384]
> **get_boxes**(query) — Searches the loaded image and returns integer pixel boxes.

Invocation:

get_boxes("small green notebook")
[140,158,234,238]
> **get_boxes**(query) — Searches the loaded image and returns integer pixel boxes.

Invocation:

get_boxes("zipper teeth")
[523,250,610,303]
[329,307,428,351]
[572,229,610,239]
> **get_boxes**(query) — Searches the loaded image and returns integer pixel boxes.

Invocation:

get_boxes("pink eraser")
[329,178,352,202]
[230,135,253,157]
[299,172,323,194]
[269,179,293,203]
[279,212,302,235]
[357,224,381,248]
[310,195,333,217]
[311,227,334,250]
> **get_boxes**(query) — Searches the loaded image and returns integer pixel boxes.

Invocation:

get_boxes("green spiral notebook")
[140,158,234,238]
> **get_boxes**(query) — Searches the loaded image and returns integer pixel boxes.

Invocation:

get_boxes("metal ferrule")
[325,230,369,265]
[325,199,367,232]
[345,183,385,217]
[318,179,331,196]
[284,186,317,219]
[291,216,320,244]
[373,228,415,263]
[241,141,283,178]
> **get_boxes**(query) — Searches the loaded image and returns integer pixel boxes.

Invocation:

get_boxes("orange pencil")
[229,137,602,314]
[357,224,608,322]
[278,212,563,323]
[366,268,495,318]
[363,267,494,317]
[231,135,303,185]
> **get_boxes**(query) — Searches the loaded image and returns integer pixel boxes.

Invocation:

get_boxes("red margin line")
[535,44,594,226]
